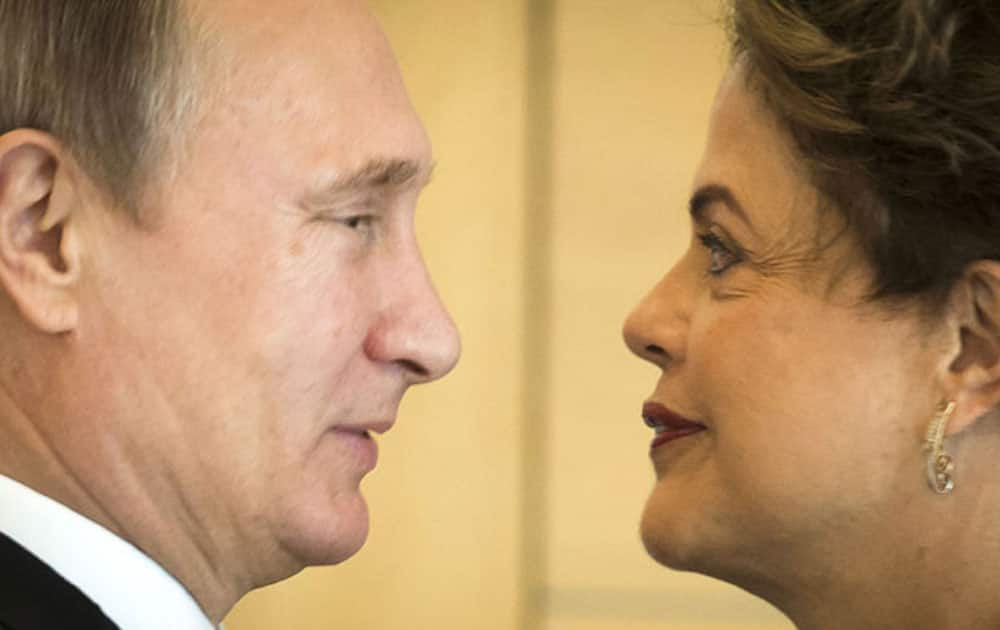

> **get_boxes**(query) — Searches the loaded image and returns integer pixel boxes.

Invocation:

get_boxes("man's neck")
[0,397,238,623]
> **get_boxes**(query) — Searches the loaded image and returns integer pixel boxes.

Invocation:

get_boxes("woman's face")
[623,66,949,589]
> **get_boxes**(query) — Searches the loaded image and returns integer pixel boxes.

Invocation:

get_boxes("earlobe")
[941,261,1000,432]
[0,130,83,333]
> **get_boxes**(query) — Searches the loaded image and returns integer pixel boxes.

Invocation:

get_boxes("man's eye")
[344,215,371,229]
[696,233,740,275]
[341,215,375,231]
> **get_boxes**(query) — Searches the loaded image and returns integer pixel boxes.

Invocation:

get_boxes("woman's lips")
[643,402,707,450]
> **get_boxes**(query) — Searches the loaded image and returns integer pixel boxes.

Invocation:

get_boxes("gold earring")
[924,401,957,494]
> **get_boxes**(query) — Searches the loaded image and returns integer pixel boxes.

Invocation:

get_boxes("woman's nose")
[622,268,690,370]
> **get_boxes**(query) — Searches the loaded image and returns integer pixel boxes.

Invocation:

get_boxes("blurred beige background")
[225,1,792,628]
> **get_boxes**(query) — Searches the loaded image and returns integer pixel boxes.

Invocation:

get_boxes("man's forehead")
[192,0,371,23]
[170,0,430,216]
[190,0,391,76]
[187,0,420,138]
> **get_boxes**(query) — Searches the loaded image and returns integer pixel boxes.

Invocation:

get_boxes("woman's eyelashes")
[696,232,741,275]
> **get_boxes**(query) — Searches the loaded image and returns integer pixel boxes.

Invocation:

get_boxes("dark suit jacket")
[0,532,119,629]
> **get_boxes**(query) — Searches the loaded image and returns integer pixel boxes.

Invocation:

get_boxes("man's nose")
[365,253,461,384]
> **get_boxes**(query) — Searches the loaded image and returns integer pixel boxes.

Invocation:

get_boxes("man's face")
[74,0,459,581]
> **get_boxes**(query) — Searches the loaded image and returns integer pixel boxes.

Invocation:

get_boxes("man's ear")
[940,261,1000,433]
[0,129,83,333]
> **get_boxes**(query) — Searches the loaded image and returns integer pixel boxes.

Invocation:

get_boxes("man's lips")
[334,419,395,436]
[327,420,394,472]
[642,402,706,450]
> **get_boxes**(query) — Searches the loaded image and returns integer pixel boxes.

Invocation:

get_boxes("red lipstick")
[643,402,706,450]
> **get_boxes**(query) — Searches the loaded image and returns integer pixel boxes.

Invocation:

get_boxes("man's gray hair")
[0,1,203,212]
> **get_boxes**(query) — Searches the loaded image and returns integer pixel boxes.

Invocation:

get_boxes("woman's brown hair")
[729,0,1000,304]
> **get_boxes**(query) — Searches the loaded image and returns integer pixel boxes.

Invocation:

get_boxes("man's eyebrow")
[305,158,434,205]
[688,184,756,233]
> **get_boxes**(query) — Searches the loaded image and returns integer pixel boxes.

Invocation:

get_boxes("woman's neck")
[768,452,1000,629]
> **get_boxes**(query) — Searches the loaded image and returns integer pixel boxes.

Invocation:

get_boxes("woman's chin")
[642,519,685,571]
[640,489,779,598]
[639,487,707,572]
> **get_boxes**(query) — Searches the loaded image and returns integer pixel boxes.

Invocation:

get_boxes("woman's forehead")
[694,67,821,244]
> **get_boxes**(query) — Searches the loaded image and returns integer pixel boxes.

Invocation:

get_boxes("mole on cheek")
[290,240,304,257]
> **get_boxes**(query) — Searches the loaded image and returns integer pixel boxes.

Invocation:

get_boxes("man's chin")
[278,491,371,568]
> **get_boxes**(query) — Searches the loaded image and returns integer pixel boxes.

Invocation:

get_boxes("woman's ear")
[0,129,84,333]
[940,261,1000,433]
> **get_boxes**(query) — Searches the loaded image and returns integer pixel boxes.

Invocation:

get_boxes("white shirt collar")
[0,474,218,630]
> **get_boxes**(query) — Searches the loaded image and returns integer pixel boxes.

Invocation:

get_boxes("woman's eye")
[697,233,740,275]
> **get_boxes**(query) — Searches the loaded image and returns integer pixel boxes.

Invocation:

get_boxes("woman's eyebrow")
[689,184,758,235]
